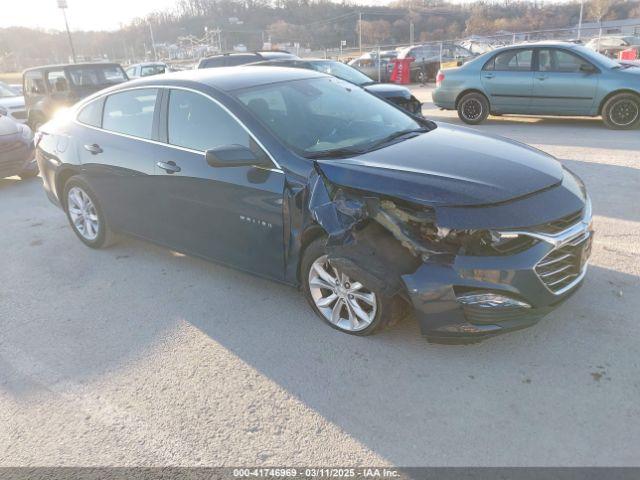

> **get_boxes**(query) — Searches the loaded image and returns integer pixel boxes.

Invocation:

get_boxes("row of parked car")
[2,39,639,183]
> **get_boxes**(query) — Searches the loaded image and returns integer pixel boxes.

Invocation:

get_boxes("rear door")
[150,88,286,280]
[530,48,600,115]
[481,48,534,112]
[77,88,163,238]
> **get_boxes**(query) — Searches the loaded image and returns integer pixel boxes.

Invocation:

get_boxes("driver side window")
[167,89,261,155]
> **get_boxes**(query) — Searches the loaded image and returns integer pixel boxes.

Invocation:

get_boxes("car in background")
[348,50,397,82]
[197,51,298,69]
[433,42,640,129]
[37,66,592,343]
[0,81,28,123]
[396,43,474,82]
[125,62,171,79]
[585,36,640,58]
[0,115,37,180]
[9,84,23,95]
[254,58,422,115]
[23,62,129,130]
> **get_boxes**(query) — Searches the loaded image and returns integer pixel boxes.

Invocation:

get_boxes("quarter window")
[485,49,533,71]
[167,89,251,152]
[102,89,158,139]
[77,98,104,127]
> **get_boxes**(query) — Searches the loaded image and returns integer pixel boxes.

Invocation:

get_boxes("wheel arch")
[455,88,490,109]
[54,167,81,211]
[598,89,640,115]
[296,224,327,284]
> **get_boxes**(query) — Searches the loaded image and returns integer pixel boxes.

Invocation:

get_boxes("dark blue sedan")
[37,67,593,343]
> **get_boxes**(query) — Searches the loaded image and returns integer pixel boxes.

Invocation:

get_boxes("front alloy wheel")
[308,255,378,332]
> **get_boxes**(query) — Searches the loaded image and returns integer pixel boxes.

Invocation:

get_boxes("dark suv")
[23,63,128,130]
[197,51,298,69]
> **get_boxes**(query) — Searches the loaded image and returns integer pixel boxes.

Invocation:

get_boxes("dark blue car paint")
[37,67,590,341]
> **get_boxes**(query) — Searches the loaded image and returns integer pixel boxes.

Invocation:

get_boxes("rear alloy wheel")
[64,177,116,248]
[602,93,640,130]
[457,92,490,125]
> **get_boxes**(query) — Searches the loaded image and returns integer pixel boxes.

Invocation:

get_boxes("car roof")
[23,62,122,73]
[112,66,326,92]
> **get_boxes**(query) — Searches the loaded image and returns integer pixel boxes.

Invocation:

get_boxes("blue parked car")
[433,42,640,129]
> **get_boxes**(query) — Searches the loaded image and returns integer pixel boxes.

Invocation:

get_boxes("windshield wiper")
[305,146,365,159]
[360,127,429,152]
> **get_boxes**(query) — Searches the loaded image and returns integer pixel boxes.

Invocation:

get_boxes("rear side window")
[199,57,226,69]
[47,70,69,93]
[102,89,158,139]
[485,49,533,71]
[167,89,251,151]
[77,98,104,127]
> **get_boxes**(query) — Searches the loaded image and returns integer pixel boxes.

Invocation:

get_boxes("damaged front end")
[307,167,593,343]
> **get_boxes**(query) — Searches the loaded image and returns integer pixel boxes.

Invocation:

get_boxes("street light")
[57,0,77,63]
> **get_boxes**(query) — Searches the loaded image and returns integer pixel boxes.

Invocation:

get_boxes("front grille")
[534,209,584,234]
[535,232,592,294]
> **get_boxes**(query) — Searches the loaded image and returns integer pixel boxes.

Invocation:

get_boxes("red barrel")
[390,58,415,85]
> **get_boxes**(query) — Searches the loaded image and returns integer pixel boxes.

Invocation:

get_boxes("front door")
[151,88,286,280]
[481,48,535,112]
[530,48,600,115]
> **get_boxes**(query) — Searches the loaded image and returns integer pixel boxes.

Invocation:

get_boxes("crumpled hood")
[316,123,564,207]
[363,83,412,100]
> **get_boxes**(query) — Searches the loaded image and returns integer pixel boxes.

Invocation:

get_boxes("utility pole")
[409,21,414,45]
[358,12,362,53]
[148,22,158,61]
[57,0,77,63]
[577,0,584,40]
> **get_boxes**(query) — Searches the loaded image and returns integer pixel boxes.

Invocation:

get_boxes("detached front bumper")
[402,206,593,342]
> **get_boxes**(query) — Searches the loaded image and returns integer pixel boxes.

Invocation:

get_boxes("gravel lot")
[1,85,639,467]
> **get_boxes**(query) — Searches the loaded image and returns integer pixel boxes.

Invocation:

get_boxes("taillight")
[436,70,445,87]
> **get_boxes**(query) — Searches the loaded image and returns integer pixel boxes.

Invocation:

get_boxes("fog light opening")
[457,292,531,309]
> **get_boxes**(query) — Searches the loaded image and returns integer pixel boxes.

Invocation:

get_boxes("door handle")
[536,75,547,81]
[156,161,181,174]
[483,73,494,79]
[83,143,103,155]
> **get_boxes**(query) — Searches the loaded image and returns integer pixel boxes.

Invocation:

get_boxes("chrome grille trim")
[498,196,593,296]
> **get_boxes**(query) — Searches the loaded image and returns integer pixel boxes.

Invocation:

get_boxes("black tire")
[457,92,490,125]
[63,176,117,249]
[602,93,640,130]
[300,237,401,336]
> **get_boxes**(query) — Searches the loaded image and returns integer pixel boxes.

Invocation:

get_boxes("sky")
[1,0,181,31]
[3,0,577,31]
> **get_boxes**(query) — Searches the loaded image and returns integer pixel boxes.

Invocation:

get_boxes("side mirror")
[580,64,597,73]
[205,144,269,168]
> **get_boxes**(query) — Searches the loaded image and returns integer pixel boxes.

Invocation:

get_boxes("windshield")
[310,61,374,86]
[66,65,128,87]
[0,82,17,98]
[235,77,423,157]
